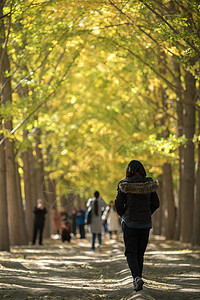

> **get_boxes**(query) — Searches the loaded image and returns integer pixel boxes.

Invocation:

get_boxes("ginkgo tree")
[38,36,175,198]
[0,0,199,249]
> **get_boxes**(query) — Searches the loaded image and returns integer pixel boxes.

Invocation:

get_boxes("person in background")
[87,191,107,251]
[75,208,85,239]
[61,220,72,243]
[102,200,121,240]
[32,199,47,246]
[60,207,72,241]
[52,207,61,235]
[115,160,159,292]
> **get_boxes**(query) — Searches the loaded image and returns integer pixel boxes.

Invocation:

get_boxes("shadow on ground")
[0,234,199,300]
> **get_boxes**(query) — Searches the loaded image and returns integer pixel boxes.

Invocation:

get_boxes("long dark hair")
[126,160,146,178]
[94,191,99,216]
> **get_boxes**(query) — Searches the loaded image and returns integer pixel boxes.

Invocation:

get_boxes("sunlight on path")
[0,235,199,300]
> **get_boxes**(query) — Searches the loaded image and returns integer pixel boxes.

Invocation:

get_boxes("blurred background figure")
[61,220,72,243]
[102,200,121,240]
[87,191,106,251]
[60,207,72,242]
[75,208,85,239]
[32,199,47,246]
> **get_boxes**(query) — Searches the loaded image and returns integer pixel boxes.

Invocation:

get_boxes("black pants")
[32,223,44,245]
[123,224,150,279]
[78,224,85,239]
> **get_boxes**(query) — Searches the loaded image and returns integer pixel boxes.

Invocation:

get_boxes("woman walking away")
[87,191,106,251]
[102,201,121,240]
[115,160,159,292]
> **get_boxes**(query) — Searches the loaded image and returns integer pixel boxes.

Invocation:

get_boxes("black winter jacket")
[115,176,159,229]
[33,206,47,225]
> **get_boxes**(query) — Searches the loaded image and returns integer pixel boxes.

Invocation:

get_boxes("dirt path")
[0,234,199,300]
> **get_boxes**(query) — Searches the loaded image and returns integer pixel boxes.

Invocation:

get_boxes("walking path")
[0,233,199,300]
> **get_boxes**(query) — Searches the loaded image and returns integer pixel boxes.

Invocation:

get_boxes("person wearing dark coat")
[32,199,47,246]
[115,160,160,292]
[75,208,86,239]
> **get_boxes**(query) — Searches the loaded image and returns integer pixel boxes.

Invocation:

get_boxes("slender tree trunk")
[28,148,38,242]
[0,0,10,251]
[152,175,163,236]
[16,71,34,242]
[162,163,176,240]
[5,126,22,245]
[47,178,57,235]
[157,50,176,238]
[161,175,168,238]
[172,55,184,241]
[35,129,50,238]
[152,205,161,235]
[22,130,34,241]
[0,129,10,251]
[180,71,196,242]
[15,163,28,245]
[152,176,162,235]
[158,176,163,236]
[29,148,37,206]
[35,128,45,199]
[0,7,21,245]
[192,109,200,246]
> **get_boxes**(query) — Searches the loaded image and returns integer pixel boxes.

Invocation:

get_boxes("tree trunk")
[162,163,176,240]
[22,130,34,241]
[15,163,28,245]
[156,175,163,236]
[35,128,45,199]
[0,130,10,251]
[29,148,38,206]
[35,129,50,238]
[5,127,22,245]
[156,50,176,239]
[4,133,21,245]
[47,178,57,235]
[152,204,161,235]
[180,71,196,242]
[28,148,38,242]
[0,0,10,252]
[152,175,162,235]
[192,109,200,246]
[0,5,21,245]
[172,55,184,240]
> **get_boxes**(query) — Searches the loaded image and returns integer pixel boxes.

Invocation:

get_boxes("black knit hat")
[94,190,100,198]
[126,160,146,177]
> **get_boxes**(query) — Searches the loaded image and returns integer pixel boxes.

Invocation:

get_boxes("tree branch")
[0,49,81,146]
[139,0,200,56]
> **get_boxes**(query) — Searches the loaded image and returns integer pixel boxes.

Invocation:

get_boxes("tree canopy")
[1,0,199,203]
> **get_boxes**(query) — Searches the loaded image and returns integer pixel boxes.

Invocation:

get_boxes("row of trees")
[0,0,199,251]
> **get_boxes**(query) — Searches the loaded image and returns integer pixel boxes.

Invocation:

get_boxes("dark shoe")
[134,277,144,292]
